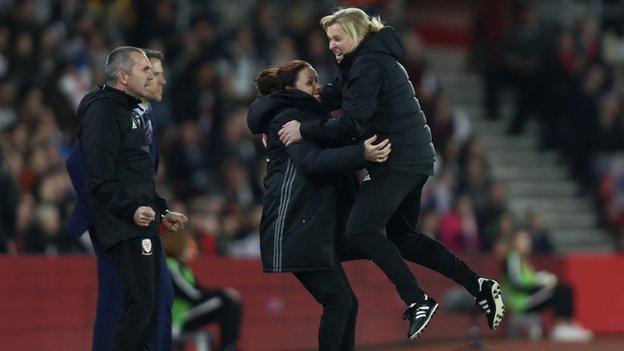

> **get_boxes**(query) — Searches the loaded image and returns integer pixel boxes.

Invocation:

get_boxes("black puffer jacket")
[78,85,167,250]
[301,26,436,175]
[248,89,366,272]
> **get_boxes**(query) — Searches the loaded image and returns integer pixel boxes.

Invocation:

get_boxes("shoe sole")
[490,281,506,329]
[408,302,439,340]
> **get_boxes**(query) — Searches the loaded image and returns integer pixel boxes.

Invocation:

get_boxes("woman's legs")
[385,181,480,296]
[294,263,357,351]
[346,168,440,339]
[345,168,427,305]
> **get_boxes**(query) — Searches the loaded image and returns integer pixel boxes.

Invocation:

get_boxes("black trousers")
[182,289,242,349]
[527,283,574,319]
[346,167,480,305]
[293,263,358,351]
[109,236,161,351]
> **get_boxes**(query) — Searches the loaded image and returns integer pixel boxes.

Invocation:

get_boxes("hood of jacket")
[77,85,141,120]
[341,26,404,68]
[247,89,328,134]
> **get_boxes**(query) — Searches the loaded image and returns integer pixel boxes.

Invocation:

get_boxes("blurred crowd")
[0,0,563,257]
[473,0,624,250]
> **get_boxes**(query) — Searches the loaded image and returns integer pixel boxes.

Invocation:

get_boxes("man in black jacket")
[78,46,188,351]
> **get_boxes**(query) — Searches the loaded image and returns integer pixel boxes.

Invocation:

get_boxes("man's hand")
[134,206,156,227]
[278,120,302,146]
[163,211,189,232]
[364,135,391,163]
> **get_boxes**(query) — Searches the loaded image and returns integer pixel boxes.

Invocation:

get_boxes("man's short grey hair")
[104,46,145,85]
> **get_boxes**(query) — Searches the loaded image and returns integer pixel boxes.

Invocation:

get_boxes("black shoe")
[402,295,439,340]
[475,277,506,329]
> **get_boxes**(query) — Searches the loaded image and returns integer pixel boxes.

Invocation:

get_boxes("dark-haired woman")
[247,60,390,351]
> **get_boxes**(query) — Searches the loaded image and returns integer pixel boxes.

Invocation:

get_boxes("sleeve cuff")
[123,203,142,221]
[355,142,366,165]
[300,120,322,139]
[156,196,169,217]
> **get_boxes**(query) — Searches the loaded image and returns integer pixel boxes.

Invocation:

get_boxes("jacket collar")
[101,84,142,109]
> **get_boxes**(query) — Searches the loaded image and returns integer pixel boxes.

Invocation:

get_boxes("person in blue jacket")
[66,48,174,351]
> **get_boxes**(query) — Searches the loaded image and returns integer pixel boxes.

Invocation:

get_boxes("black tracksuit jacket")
[301,26,436,175]
[247,89,367,272]
[78,85,167,250]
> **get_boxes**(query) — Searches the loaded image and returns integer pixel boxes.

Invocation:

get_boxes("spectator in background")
[489,210,516,256]
[439,194,480,253]
[168,119,220,198]
[419,210,441,239]
[429,168,455,214]
[0,148,18,253]
[0,80,17,130]
[502,229,593,342]
[0,0,527,263]
[502,5,546,135]
[477,181,508,250]
[526,210,554,254]
[402,29,438,109]
[566,63,606,185]
[164,230,242,351]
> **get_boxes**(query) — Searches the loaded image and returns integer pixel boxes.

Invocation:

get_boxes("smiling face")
[293,66,321,99]
[326,23,357,63]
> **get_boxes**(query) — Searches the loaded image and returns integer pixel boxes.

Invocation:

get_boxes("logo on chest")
[131,111,143,130]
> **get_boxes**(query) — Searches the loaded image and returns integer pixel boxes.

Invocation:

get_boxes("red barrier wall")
[560,254,624,333]
[0,254,622,351]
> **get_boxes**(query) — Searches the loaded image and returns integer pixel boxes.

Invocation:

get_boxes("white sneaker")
[550,322,593,342]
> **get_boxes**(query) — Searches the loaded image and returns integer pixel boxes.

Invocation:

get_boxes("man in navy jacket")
[66,48,174,351]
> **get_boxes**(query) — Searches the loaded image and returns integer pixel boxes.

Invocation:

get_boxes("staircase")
[426,47,614,253]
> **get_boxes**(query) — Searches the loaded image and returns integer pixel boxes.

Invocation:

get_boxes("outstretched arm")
[279,59,385,145]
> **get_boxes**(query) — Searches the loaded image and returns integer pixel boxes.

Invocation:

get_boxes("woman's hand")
[364,135,391,163]
[278,120,302,146]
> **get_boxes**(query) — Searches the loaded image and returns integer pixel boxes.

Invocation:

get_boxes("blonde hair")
[321,8,383,47]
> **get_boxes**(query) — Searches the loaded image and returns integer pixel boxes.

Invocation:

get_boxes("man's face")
[121,51,154,99]
[144,58,166,101]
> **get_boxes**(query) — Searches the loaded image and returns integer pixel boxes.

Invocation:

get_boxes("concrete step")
[542,212,598,230]
[447,71,612,252]
[467,120,507,135]
[492,166,568,182]
[551,229,614,250]
[555,241,614,253]
[555,242,615,254]
[427,48,469,73]
[488,151,560,167]
[438,72,481,89]
[459,105,516,122]
[481,134,536,149]
[507,181,578,198]
[446,84,484,103]
[509,198,593,214]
